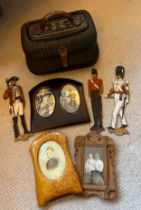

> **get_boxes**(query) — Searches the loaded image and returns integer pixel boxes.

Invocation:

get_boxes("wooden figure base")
[108,128,129,136]
[15,136,21,142]
[15,133,34,142]
[90,126,104,132]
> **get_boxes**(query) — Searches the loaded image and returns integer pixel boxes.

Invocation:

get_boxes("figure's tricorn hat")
[91,68,97,75]
[6,76,19,84]
[115,66,125,78]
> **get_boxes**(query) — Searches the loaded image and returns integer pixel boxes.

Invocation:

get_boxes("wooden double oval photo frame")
[29,78,90,132]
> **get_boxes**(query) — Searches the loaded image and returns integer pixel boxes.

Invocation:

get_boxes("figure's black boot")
[90,124,98,131]
[20,115,29,134]
[120,124,128,128]
[99,124,104,131]
[13,117,20,139]
[0,5,3,17]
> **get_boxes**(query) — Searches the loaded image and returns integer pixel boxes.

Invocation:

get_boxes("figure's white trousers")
[111,94,127,128]
[12,100,24,116]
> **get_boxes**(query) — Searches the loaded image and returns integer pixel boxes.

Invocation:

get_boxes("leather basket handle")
[40,11,74,31]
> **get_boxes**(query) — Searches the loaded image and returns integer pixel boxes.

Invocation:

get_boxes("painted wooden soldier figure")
[105,66,129,135]
[88,69,104,131]
[3,76,30,141]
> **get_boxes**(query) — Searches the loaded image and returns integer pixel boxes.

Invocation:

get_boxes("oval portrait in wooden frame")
[34,87,55,118]
[60,84,80,113]
[38,141,66,180]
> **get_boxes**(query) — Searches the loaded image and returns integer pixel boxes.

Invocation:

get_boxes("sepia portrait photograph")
[60,84,80,113]
[38,141,66,180]
[35,87,55,117]
[84,146,104,186]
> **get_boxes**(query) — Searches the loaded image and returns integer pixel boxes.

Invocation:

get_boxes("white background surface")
[0,0,141,209]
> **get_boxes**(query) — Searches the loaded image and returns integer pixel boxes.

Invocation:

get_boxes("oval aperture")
[60,84,80,113]
[35,87,55,117]
[38,141,66,180]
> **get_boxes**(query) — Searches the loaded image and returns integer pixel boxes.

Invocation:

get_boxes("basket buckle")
[59,46,68,67]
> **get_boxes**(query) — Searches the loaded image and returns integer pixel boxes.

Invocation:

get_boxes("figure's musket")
[6,79,14,115]
[122,96,127,119]
[105,96,114,99]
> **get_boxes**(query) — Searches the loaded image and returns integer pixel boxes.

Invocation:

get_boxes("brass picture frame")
[74,131,116,199]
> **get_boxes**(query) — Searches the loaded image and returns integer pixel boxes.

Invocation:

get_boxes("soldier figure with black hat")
[105,66,129,133]
[3,76,31,141]
[88,68,104,131]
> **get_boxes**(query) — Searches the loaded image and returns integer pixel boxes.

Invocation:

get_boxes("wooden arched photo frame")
[74,131,117,199]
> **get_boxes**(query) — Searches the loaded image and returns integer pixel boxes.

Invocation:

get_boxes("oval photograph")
[35,87,55,117]
[38,141,66,180]
[60,84,80,113]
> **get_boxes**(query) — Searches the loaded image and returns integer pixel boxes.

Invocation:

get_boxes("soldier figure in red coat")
[3,76,30,141]
[88,69,104,131]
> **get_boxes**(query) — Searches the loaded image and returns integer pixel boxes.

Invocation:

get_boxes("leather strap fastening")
[58,46,68,67]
